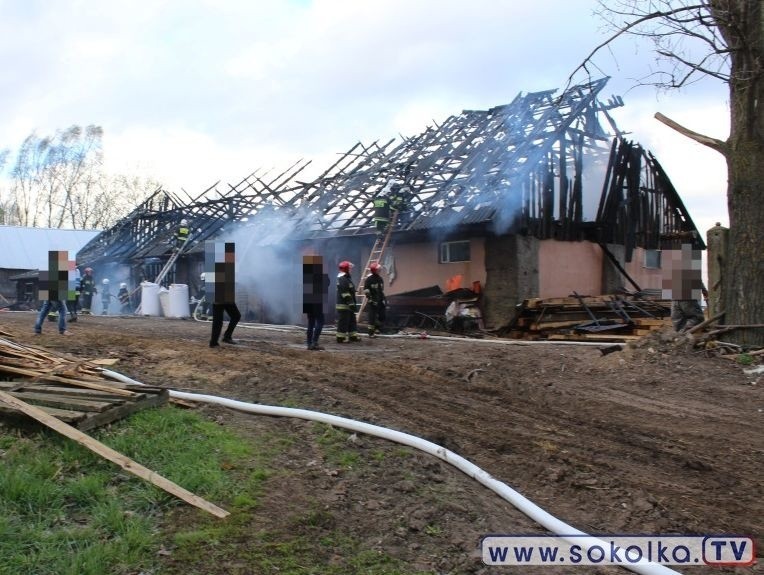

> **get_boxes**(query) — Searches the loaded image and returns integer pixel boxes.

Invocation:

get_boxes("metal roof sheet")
[0,226,101,270]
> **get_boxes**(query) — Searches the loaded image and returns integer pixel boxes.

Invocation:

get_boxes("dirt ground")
[1,310,762,574]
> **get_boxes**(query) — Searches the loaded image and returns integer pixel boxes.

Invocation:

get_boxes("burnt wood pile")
[0,337,167,430]
[501,293,673,342]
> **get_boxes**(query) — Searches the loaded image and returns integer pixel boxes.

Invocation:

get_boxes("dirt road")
[1,311,761,574]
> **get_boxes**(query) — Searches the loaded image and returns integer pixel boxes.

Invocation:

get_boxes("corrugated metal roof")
[0,226,101,270]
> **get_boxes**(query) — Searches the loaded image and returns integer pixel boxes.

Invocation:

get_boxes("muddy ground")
[1,311,762,574]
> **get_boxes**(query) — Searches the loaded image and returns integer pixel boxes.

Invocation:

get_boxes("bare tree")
[570,0,763,346]
[2,125,157,230]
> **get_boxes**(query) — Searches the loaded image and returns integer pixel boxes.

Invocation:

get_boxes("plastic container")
[168,284,190,318]
[158,287,170,317]
[140,282,161,316]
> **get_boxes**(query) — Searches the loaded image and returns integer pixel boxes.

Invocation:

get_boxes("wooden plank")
[631,318,671,327]
[77,390,168,431]
[0,382,146,402]
[531,319,592,330]
[7,392,116,413]
[0,404,87,424]
[547,333,642,342]
[0,365,137,396]
[0,390,230,519]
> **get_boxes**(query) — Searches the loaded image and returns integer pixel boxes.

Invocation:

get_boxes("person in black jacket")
[79,267,96,314]
[303,255,330,350]
[363,262,386,337]
[335,260,360,343]
[208,242,241,347]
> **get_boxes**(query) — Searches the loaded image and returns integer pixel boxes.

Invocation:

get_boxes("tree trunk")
[719,0,764,347]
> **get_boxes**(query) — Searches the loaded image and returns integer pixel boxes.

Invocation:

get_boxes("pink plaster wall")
[538,240,602,298]
[624,247,664,291]
[369,238,487,295]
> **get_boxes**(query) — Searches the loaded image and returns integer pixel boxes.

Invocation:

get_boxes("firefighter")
[118,282,131,315]
[176,219,190,249]
[69,267,81,322]
[100,278,112,315]
[196,272,211,319]
[363,262,386,337]
[373,193,390,234]
[80,267,96,314]
[335,260,360,343]
[390,184,410,213]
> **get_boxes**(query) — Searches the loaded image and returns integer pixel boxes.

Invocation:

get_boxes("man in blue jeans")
[34,250,74,336]
[34,300,69,335]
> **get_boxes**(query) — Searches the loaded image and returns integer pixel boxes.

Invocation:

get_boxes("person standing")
[336,260,360,343]
[208,242,241,347]
[196,272,211,319]
[34,250,72,336]
[118,282,131,315]
[303,255,330,350]
[100,278,112,315]
[80,267,96,314]
[35,300,69,336]
[363,262,386,337]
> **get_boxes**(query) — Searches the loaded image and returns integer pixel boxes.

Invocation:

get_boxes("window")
[644,249,661,269]
[440,240,471,263]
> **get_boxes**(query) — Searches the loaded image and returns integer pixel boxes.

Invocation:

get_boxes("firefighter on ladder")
[336,261,361,343]
[176,219,190,249]
[363,262,386,337]
[373,193,390,234]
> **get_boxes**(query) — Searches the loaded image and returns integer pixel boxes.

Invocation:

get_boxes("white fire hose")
[101,368,681,575]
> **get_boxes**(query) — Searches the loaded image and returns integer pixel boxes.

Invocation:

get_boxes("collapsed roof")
[78,77,702,268]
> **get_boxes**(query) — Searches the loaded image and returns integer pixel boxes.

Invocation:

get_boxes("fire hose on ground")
[101,368,682,575]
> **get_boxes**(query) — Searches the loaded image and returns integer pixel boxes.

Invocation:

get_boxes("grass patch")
[315,422,361,469]
[1,408,435,575]
[0,406,258,575]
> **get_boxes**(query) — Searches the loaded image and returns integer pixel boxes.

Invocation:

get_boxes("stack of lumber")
[0,337,168,430]
[503,294,673,342]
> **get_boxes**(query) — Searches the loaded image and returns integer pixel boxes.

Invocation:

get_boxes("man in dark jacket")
[207,242,241,347]
[336,260,360,343]
[79,267,96,314]
[363,262,386,337]
[303,255,330,350]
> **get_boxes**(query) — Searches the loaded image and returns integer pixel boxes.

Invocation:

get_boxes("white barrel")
[140,282,161,316]
[168,284,190,318]
[158,287,170,317]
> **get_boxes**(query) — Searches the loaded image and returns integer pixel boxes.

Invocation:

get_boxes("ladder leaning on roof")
[356,209,398,321]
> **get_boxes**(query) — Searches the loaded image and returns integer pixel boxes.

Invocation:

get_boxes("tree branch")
[654,112,727,153]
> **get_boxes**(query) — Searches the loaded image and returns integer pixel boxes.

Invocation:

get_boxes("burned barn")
[77,78,703,328]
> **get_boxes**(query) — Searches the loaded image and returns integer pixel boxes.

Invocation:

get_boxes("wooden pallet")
[0,380,168,431]
[0,337,168,430]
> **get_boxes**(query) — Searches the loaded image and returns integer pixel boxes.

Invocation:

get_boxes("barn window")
[644,249,661,269]
[440,240,470,263]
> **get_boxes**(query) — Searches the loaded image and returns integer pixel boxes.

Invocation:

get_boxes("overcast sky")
[0,0,729,237]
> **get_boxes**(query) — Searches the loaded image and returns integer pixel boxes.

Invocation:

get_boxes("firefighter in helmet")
[118,282,131,315]
[100,278,112,315]
[363,262,386,337]
[176,219,190,249]
[336,261,360,343]
[80,267,96,314]
[373,191,391,234]
[196,272,211,319]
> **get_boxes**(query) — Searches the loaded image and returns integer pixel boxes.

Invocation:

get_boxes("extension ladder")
[356,210,398,320]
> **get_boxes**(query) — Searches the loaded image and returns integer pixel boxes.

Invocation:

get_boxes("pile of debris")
[502,292,673,342]
[0,336,168,430]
